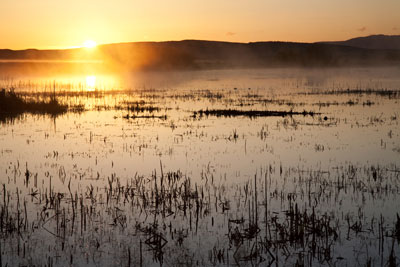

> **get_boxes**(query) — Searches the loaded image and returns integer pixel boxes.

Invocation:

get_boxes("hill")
[320,35,400,50]
[1,39,400,71]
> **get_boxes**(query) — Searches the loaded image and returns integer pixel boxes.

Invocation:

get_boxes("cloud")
[357,26,367,32]
[226,32,236,36]
[393,26,399,31]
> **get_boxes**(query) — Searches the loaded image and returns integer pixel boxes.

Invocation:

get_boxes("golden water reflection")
[85,75,96,91]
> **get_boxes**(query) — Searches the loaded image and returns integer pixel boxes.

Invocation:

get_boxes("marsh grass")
[303,88,400,98]
[0,89,67,120]
[1,162,399,266]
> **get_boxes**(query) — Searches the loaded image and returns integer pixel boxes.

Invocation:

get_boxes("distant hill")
[1,38,400,72]
[320,35,400,50]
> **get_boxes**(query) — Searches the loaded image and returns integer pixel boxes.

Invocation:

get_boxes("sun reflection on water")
[86,75,96,91]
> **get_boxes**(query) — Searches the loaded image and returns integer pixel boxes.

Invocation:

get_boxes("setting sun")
[83,40,97,48]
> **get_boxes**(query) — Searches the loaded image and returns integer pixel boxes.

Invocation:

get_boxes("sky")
[1,0,399,49]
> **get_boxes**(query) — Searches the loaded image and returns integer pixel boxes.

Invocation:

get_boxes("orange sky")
[1,0,399,50]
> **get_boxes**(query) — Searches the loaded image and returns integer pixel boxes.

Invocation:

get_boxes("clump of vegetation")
[0,89,67,117]
[303,88,400,98]
[127,100,161,113]
[193,108,318,118]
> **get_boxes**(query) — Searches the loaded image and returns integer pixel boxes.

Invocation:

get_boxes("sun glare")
[83,40,97,48]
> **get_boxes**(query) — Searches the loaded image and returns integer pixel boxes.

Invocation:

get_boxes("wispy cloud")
[226,32,236,36]
[393,26,399,31]
[357,26,367,32]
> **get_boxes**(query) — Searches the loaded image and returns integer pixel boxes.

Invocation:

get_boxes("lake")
[1,66,400,266]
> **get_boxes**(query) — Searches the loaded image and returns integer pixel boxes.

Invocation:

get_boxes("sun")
[83,40,97,48]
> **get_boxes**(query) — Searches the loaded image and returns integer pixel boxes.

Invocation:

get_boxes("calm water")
[1,67,400,266]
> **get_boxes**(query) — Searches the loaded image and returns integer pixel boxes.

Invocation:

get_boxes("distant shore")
[0,37,399,72]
